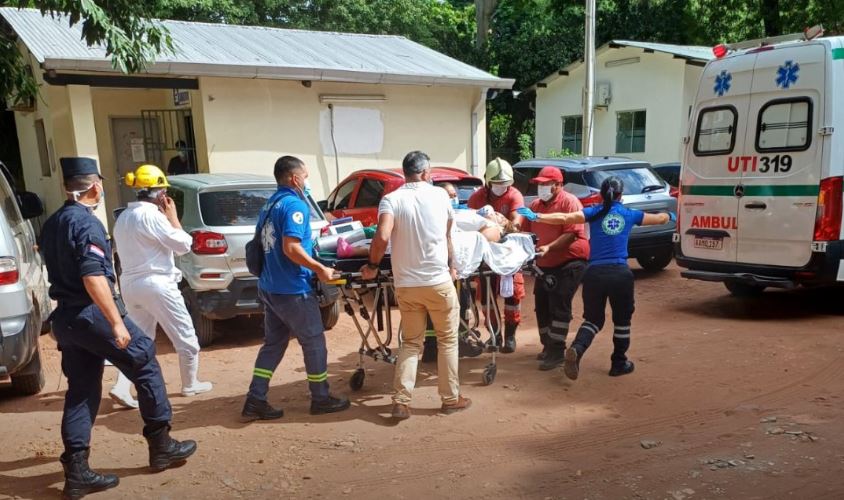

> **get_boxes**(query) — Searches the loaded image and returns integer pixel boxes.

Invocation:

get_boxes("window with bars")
[561,115,583,154]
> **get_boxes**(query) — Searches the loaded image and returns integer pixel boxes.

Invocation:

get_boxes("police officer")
[41,158,197,500]
[517,176,672,380]
[241,156,350,421]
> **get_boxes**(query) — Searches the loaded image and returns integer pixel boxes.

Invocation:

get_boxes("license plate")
[694,237,723,250]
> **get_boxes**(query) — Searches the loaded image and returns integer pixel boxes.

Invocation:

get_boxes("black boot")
[539,345,565,371]
[310,394,351,415]
[61,449,119,500]
[242,396,284,421]
[458,333,483,358]
[501,324,517,354]
[145,425,197,472]
[485,334,503,352]
[609,361,635,377]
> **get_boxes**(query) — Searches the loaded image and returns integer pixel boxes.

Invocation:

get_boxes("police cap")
[59,157,102,181]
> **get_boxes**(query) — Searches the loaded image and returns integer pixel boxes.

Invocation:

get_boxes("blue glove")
[517,207,539,222]
[668,211,677,222]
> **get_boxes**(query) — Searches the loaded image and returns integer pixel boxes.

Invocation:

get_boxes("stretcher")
[317,233,538,390]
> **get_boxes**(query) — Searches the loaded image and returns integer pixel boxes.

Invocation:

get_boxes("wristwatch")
[365,261,380,270]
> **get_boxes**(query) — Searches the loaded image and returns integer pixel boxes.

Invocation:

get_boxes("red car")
[319,167,483,227]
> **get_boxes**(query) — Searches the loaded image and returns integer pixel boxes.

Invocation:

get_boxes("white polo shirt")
[378,182,453,288]
[113,201,193,283]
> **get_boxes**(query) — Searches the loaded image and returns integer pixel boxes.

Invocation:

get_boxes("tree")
[1,1,172,104]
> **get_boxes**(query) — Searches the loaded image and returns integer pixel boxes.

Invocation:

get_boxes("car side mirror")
[18,191,44,219]
[317,199,328,212]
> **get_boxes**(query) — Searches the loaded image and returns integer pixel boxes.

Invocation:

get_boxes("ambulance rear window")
[756,98,812,152]
[694,106,737,156]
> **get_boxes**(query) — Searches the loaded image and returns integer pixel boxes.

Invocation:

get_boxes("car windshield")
[585,167,664,194]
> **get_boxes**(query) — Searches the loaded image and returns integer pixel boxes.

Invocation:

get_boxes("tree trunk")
[475,0,499,48]
[760,0,782,37]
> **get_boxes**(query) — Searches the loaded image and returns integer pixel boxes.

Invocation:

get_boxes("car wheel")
[11,339,45,396]
[636,249,673,271]
[320,301,340,330]
[184,291,216,347]
[724,281,766,297]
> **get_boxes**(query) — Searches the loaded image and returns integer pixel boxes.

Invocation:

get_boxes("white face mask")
[537,185,554,202]
[490,184,509,197]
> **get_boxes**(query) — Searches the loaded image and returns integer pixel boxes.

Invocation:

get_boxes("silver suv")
[0,162,52,396]
[140,174,339,346]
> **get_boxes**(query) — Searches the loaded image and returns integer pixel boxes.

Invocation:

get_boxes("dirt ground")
[2,263,844,499]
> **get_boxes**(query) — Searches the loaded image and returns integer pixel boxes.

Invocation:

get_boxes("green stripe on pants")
[307,371,328,383]
[253,368,273,379]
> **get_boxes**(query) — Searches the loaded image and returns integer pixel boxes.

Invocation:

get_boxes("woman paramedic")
[517,176,674,381]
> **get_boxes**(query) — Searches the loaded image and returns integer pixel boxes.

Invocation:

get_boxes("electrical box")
[597,83,612,108]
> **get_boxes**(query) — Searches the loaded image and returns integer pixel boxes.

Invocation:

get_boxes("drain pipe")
[471,88,487,177]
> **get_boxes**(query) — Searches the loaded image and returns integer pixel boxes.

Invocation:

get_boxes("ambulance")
[675,26,844,295]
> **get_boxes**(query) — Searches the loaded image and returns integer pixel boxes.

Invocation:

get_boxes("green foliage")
[517,132,533,161]
[545,147,576,158]
[488,113,511,150]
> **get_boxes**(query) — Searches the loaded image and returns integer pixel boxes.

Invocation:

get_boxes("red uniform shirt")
[467,186,525,218]
[522,190,590,268]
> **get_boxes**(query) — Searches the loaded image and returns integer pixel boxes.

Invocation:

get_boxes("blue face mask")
[303,180,313,199]
[450,198,459,209]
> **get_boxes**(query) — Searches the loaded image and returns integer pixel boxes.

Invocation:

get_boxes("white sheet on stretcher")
[451,232,535,279]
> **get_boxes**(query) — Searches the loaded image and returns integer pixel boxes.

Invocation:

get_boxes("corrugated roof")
[0,7,513,89]
[532,39,714,90]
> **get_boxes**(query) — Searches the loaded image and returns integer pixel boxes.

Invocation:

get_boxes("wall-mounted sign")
[173,89,191,106]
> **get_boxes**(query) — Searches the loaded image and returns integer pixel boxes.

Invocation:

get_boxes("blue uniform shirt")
[583,201,644,266]
[258,187,314,295]
[40,201,116,308]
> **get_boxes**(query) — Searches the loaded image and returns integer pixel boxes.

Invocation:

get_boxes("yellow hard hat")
[484,157,514,184]
[124,164,170,189]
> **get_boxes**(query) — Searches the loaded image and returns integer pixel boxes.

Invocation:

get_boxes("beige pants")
[393,281,460,405]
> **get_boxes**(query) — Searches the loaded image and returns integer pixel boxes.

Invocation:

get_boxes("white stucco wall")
[535,47,704,164]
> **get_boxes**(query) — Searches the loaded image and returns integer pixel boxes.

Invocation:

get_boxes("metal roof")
[0,7,513,89]
[514,157,650,171]
[532,39,713,90]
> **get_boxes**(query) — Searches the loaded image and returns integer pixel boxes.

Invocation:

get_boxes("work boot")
[61,449,119,500]
[563,347,580,381]
[310,395,351,415]
[501,324,517,354]
[391,403,411,420]
[608,361,635,377]
[539,347,565,371]
[421,338,438,363]
[485,334,503,352]
[241,396,284,421]
[145,425,197,472]
[180,357,214,397]
[109,372,138,410]
[441,395,472,415]
[536,345,549,361]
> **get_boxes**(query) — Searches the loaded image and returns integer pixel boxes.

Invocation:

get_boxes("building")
[532,41,713,164]
[0,8,512,227]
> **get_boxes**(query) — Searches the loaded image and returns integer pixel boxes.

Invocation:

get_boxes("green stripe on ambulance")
[681,185,820,197]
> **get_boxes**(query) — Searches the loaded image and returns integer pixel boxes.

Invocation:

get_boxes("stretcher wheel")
[482,363,497,386]
[349,368,366,391]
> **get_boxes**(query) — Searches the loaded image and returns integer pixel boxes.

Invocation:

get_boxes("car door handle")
[744,202,767,210]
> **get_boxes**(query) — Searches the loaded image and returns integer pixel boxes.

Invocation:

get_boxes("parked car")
[0,161,52,396]
[652,162,681,190]
[513,157,677,271]
[319,167,483,226]
[124,174,341,347]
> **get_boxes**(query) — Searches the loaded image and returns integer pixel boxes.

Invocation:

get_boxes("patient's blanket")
[452,232,535,279]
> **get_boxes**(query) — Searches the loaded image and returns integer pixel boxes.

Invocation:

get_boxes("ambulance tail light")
[581,191,603,207]
[813,177,843,241]
[669,186,679,198]
[192,231,228,255]
[0,257,19,285]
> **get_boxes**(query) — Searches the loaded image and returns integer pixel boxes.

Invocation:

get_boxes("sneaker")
[310,395,351,415]
[108,389,138,409]
[181,381,213,397]
[441,395,472,415]
[539,350,565,371]
[608,361,635,377]
[563,347,580,381]
[391,403,411,420]
[241,396,284,421]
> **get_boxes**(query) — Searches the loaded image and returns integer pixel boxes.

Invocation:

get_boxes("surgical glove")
[516,207,539,222]
[668,211,677,222]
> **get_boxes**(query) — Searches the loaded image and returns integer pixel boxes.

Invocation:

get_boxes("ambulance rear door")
[680,53,756,262]
[736,43,826,267]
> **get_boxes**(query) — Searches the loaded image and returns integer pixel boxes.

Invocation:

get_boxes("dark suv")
[513,157,677,271]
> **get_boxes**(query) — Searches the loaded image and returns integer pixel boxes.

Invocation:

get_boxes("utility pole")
[583,0,596,156]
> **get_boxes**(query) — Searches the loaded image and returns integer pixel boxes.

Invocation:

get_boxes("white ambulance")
[675,27,844,295]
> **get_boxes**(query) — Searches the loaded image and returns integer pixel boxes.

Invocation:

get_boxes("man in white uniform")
[109,165,212,406]
[361,151,471,420]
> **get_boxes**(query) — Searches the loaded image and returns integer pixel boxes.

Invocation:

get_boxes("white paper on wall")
[320,106,384,155]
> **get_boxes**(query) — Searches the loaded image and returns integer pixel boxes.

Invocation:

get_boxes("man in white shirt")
[361,151,471,419]
[109,165,212,406]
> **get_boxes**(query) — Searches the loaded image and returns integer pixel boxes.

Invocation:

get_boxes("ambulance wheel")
[636,249,673,271]
[320,301,340,330]
[724,281,766,297]
[349,368,366,391]
[482,364,497,386]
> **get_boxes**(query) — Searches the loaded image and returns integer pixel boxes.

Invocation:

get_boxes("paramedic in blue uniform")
[40,157,196,500]
[517,176,673,380]
[241,155,350,421]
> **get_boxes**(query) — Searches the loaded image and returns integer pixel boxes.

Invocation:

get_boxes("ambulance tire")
[724,281,766,297]
[636,249,673,271]
[320,301,340,330]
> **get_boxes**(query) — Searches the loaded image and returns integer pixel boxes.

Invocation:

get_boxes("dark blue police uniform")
[568,201,644,375]
[40,158,171,455]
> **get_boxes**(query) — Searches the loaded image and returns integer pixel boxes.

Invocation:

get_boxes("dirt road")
[2,263,844,499]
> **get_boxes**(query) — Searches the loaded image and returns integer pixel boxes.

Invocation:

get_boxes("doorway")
[110,117,160,208]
